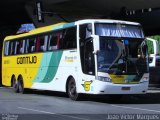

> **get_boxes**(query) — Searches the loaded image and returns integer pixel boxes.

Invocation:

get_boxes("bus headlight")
[97,76,112,82]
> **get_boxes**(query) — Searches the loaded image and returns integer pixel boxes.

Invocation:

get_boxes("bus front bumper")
[89,81,149,95]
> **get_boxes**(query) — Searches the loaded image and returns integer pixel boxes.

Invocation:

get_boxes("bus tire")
[67,77,80,101]
[12,76,19,93]
[18,76,25,94]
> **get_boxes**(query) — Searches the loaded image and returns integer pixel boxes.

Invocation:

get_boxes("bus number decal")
[82,80,93,91]
[17,56,37,64]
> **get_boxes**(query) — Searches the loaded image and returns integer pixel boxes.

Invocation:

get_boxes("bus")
[2,19,149,100]
[146,37,160,67]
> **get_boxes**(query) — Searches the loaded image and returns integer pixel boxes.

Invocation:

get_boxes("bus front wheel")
[67,78,80,101]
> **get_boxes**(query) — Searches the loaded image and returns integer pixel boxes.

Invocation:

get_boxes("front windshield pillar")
[92,35,101,78]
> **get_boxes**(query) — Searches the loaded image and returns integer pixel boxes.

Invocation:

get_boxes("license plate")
[121,87,130,90]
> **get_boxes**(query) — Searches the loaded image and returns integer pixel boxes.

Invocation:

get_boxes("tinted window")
[9,41,16,55]
[35,35,48,52]
[62,27,77,49]
[26,38,36,53]
[4,41,9,56]
[4,26,77,56]
[48,32,61,51]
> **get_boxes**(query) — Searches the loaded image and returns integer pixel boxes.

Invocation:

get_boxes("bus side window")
[36,37,40,52]
[62,27,77,49]
[36,35,47,52]
[4,41,10,56]
[48,32,60,50]
[19,40,25,54]
[8,42,12,55]
[25,40,29,54]
[79,24,92,40]
[28,38,36,53]
[9,41,15,55]
[43,35,48,51]
[15,41,22,54]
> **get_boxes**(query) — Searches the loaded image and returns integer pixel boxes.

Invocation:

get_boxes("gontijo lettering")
[17,56,37,64]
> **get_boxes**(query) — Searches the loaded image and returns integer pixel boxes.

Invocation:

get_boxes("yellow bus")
[2,19,149,100]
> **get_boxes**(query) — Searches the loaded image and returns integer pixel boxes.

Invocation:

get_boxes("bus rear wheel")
[12,76,19,93]
[67,78,80,101]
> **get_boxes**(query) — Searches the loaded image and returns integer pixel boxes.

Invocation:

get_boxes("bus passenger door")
[79,24,96,93]
[84,38,95,75]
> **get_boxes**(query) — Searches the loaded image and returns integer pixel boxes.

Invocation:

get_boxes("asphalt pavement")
[0,87,160,120]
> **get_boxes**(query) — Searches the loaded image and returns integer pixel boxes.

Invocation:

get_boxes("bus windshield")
[97,37,149,75]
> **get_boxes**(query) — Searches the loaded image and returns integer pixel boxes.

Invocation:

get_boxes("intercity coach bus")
[2,19,149,100]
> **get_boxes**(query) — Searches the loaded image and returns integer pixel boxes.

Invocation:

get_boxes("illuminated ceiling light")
[148,8,152,12]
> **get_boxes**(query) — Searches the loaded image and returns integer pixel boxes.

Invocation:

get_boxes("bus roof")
[4,19,141,41]
[75,19,141,26]
[4,22,68,40]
